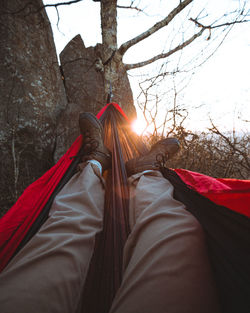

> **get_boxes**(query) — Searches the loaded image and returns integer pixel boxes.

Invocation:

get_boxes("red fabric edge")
[174,168,250,217]
[96,102,129,121]
[0,136,82,272]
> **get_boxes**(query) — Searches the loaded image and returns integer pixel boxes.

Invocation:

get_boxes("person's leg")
[110,170,220,313]
[0,112,111,313]
[0,162,104,313]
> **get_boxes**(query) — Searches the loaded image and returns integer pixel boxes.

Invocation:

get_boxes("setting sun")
[131,118,148,135]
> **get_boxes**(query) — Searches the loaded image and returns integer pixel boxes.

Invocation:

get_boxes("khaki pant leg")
[110,171,220,313]
[0,163,104,313]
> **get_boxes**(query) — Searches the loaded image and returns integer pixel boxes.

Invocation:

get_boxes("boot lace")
[156,152,169,168]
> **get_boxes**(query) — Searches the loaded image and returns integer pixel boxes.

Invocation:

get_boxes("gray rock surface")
[60,35,104,114]
[60,35,136,118]
[0,2,137,216]
[0,0,68,213]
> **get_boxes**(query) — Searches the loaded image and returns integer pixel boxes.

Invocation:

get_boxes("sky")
[44,0,250,134]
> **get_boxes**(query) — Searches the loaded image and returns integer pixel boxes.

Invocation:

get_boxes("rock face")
[60,35,136,118]
[0,0,68,213]
[55,34,137,162]
[60,35,104,114]
[0,1,137,216]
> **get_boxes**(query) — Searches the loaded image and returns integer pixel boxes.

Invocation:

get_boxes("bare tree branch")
[117,3,143,13]
[209,120,250,169]
[118,0,193,55]
[2,0,85,15]
[190,17,250,30]
[125,28,205,70]
[42,0,84,9]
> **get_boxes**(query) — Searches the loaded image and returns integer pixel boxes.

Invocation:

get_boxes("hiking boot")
[79,112,111,171]
[125,138,180,177]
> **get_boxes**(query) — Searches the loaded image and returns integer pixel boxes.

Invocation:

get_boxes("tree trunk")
[100,0,135,116]
[101,0,117,98]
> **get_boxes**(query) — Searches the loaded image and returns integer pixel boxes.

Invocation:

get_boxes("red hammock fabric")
[0,135,82,272]
[175,169,250,217]
[0,102,249,273]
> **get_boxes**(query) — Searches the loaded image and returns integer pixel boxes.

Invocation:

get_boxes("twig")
[190,17,250,30]
[117,5,143,13]
[2,0,84,15]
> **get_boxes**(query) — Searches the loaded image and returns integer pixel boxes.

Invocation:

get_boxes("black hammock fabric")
[79,104,148,313]
[0,103,250,313]
[161,168,250,313]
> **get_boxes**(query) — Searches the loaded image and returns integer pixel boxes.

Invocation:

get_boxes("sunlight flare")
[131,118,148,135]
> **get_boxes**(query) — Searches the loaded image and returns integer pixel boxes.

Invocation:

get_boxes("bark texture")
[0,0,68,213]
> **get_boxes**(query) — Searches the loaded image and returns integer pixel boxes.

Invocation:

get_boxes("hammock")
[0,103,250,313]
